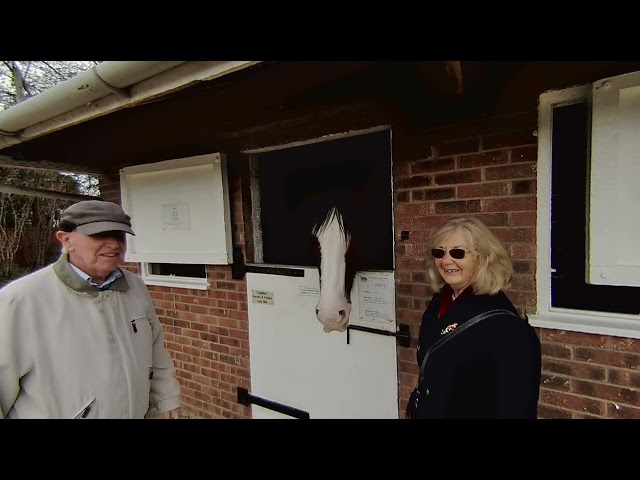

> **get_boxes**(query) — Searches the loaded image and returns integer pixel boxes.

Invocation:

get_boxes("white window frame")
[140,262,210,290]
[531,84,640,339]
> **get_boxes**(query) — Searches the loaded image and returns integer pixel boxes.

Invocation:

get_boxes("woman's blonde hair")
[425,216,513,295]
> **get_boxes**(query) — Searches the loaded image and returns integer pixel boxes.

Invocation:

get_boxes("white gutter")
[0,61,261,150]
[0,62,186,135]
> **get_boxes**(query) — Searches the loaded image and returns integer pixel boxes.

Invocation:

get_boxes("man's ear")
[55,230,73,250]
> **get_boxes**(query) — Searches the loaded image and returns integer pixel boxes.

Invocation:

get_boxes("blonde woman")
[408,216,541,419]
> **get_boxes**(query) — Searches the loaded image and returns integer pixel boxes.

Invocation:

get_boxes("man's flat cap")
[60,200,136,236]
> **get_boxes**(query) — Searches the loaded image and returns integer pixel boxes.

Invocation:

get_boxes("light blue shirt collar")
[69,263,123,290]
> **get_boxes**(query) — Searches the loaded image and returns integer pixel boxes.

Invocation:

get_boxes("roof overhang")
[0,61,262,150]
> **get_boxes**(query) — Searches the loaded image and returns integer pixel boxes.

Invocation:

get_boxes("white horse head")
[312,206,353,333]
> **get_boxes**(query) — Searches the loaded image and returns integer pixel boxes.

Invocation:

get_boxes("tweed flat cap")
[60,200,136,236]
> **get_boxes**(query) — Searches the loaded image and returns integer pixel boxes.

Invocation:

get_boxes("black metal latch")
[346,323,411,347]
[236,387,310,419]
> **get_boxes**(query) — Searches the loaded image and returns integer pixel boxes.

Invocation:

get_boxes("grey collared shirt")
[69,263,123,290]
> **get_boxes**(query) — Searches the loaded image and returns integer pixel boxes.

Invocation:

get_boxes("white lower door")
[246,268,399,419]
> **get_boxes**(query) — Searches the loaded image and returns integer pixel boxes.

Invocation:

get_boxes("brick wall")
[100,173,252,419]
[394,118,640,419]
[100,113,639,419]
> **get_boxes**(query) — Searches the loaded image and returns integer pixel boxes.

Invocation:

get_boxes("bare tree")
[0,61,101,111]
[0,61,101,286]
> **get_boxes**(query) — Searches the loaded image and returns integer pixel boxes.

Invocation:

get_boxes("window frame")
[139,262,210,290]
[531,84,640,339]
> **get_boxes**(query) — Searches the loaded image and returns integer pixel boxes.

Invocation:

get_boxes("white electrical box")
[120,152,233,265]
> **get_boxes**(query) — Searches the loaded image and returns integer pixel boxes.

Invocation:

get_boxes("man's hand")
[160,407,181,419]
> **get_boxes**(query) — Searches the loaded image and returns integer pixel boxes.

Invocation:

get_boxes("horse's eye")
[339,310,345,317]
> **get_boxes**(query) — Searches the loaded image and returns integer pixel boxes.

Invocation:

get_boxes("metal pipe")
[0,183,101,202]
[0,61,187,135]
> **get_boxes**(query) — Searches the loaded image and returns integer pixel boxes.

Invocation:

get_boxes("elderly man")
[0,200,181,419]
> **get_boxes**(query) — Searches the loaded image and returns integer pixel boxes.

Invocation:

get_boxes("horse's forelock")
[312,206,349,245]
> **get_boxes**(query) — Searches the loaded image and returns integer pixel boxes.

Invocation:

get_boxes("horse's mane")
[311,206,350,246]
[310,204,359,300]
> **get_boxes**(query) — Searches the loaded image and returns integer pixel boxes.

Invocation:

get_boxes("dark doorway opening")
[257,129,394,271]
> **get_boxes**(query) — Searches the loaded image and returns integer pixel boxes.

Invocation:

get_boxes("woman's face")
[433,228,477,295]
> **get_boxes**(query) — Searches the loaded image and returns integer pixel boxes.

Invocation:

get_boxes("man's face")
[56,230,127,282]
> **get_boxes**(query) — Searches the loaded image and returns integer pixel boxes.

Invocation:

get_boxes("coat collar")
[52,252,130,296]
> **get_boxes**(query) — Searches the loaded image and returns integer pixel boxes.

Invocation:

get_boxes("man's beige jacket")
[0,253,181,419]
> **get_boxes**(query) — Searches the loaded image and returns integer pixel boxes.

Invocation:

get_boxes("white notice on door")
[357,273,394,324]
[161,202,191,230]
[252,289,274,305]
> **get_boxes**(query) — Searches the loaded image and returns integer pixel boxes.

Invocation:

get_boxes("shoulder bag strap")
[416,308,517,385]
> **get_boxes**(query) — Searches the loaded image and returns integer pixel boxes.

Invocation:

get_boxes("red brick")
[537,404,572,419]
[404,244,427,256]
[572,412,604,419]
[411,157,455,174]
[435,200,481,215]
[397,175,432,189]
[610,337,640,354]
[485,164,536,181]
[510,243,537,259]
[396,257,428,271]
[512,264,533,278]
[540,390,605,415]
[490,227,535,243]
[573,347,640,370]
[606,403,640,419]
[395,203,435,218]
[457,182,509,198]
[504,291,535,307]
[412,215,454,228]
[481,196,536,212]
[509,274,535,292]
[541,330,609,348]
[510,146,537,163]
[434,169,482,186]
[543,359,606,381]
[411,187,455,201]
[395,191,410,203]
[608,368,640,388]
[457,151,508,169]
[394,163,411,177]
[512,179,536,195]
[540,373,571,391]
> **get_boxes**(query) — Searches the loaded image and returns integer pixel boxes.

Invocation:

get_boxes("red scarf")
[437,284,472,319]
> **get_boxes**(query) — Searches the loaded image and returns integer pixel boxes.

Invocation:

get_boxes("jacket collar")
[53,252,130,296]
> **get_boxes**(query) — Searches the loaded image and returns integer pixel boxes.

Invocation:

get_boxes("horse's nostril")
[315,309,319,316]
[339,310,345,317]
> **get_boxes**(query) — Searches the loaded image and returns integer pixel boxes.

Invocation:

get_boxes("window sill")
[529,309,640,339]
[141,275,210,291]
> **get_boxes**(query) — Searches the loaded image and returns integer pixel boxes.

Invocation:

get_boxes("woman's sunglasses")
[431,248,473,260]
